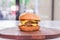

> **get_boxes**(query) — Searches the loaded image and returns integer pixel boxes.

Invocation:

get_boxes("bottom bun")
[18,25,40,32]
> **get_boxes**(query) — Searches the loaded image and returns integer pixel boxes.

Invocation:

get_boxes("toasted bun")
[19,12,40,20]
[18,25,40,32]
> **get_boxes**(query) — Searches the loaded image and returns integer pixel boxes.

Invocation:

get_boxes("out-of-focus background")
[0,0,60,20]
[0,0,16,20]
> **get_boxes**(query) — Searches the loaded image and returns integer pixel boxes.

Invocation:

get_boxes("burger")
[18,13,40,32]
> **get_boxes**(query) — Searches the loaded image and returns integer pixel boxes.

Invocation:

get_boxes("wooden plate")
[0,27,60,40]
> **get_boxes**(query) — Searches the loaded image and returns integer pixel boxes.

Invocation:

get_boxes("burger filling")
[20,20,39,26]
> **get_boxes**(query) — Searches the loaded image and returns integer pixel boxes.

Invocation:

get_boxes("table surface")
[0,21,60,40]
[0,21,60,30]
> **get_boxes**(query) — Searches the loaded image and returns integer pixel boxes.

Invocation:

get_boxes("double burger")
[18,13,40,32]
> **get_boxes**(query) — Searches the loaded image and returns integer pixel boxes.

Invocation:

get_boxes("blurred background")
[0,0,60,20]
[0,0,16,20]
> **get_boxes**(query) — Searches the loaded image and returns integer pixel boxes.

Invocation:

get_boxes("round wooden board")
[0,27,60,40]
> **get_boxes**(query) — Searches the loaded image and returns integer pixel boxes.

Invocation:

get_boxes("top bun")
[19,12,40,20]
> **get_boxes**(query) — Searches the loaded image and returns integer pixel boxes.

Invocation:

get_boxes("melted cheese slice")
[20,20,38,26]
[32,24,38,26]
[21,21,28,25]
